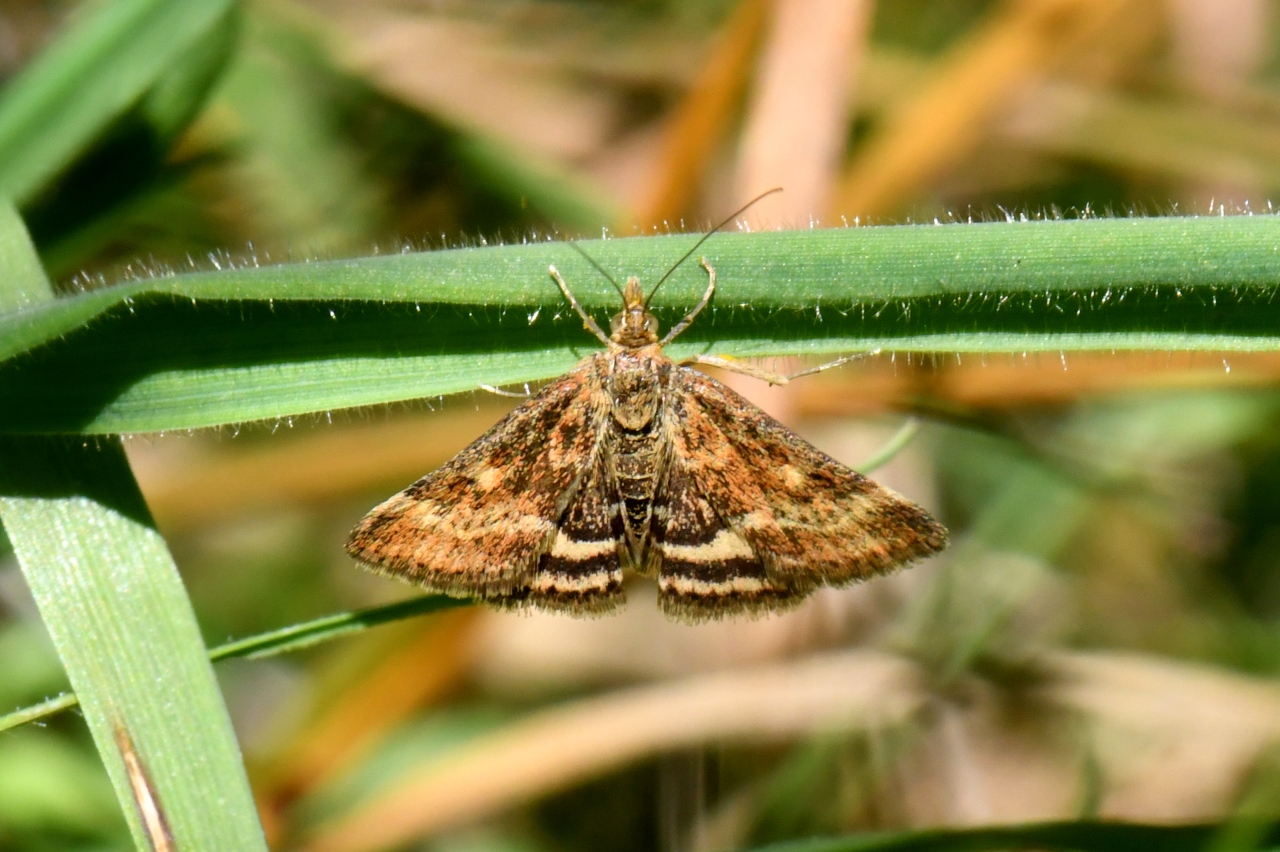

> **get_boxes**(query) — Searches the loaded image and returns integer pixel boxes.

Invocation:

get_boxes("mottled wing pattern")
[659,366,947,619]
[513,452,625,615]
[346,360,609,603]
[652,451,796,620]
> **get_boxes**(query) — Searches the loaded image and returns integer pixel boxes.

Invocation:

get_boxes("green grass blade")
[0,693,79,733]
[0,200,264,848]
[0,593,467,734]
[749,819,1280,851]
[0,437,267,850]
[0,0,236,205]
[3,215,1280,433]
[0,201,52,310]
[208,593,467,661]
[853,418,921,474]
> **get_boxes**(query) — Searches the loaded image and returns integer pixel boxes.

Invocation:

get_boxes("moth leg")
[478,383,533,399]
[682,349,882,386]
[550,265,613,347]
[658,257,716,346]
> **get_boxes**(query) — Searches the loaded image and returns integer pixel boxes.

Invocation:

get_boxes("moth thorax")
[607,366,660,431]
[610,277,659,347]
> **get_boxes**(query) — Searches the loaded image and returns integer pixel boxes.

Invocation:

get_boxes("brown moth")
[347,212,947,621]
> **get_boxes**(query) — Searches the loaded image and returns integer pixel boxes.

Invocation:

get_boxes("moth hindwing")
[347,254,948,622]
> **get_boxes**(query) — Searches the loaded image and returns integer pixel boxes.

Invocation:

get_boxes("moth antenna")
[645,187,783,307]
[567,242,626,299]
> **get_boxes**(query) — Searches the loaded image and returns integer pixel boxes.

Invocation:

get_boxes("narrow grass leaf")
[209,593,467,661]
[0,202,51,310]
[0,437,267,850]
[0,0,236,204]
[0,693,79,734]
[0,205,265,848]
[0,593,467,733]
[4,215,1280,433]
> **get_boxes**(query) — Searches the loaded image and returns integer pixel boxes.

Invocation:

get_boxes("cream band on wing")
[548,531,617,560]
[531,570,618,593]
[658,529,754,562]
[658,574,767,595]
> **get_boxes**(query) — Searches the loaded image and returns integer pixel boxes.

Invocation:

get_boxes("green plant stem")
[854,418,922,474]
[0,593,466,734]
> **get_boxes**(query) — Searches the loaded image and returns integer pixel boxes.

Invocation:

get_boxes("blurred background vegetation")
[7,0,1280,850]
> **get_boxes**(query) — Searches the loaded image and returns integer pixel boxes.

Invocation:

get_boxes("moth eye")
[646,315,659,334]
[610,312,625,334]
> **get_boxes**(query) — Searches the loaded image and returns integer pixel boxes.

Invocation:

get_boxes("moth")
[347,212,947,621]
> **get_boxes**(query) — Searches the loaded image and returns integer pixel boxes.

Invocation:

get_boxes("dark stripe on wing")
[658,553,799,621]
[521,455,625,616]
[652,459,804,621]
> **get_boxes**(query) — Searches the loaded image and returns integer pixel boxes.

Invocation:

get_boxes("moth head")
[610,276,660,347]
